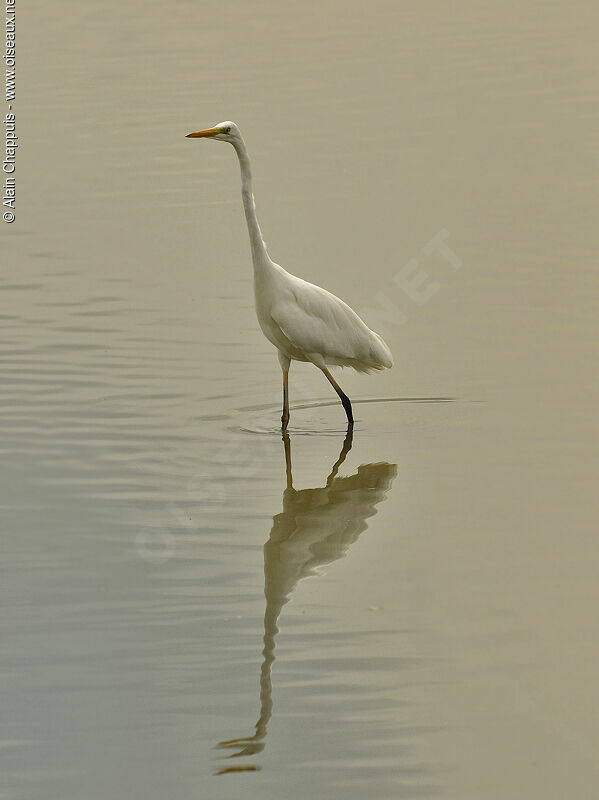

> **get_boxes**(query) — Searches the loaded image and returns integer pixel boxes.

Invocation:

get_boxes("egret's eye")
[223,126,231,134]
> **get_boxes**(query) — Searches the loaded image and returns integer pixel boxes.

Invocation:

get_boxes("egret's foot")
[216,736,256,749]
[216,735,265,758]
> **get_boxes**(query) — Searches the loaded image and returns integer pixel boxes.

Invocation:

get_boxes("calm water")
[2,1,598,798]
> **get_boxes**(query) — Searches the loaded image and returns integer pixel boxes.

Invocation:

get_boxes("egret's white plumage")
[186,120,392,428]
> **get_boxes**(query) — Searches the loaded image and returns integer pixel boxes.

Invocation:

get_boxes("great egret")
[186,121,393,429]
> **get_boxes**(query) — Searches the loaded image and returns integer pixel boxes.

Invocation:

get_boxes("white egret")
[186,121,392,429]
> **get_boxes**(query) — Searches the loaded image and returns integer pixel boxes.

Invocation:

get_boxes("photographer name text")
[3,0,15,223]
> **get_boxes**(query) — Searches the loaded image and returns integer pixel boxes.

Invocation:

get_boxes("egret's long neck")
[233,138,271,272]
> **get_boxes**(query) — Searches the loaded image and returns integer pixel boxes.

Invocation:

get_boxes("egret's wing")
[271,282,354,357]
[270,278,391,370]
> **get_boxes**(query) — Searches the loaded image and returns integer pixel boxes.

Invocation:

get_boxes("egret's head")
[185,120,240,144]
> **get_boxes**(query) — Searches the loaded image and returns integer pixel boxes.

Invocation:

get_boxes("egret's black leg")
[322,368,354,425]
[281,369,289,431]
[282,431,293,489]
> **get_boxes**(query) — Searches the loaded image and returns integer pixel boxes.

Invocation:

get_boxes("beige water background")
[2,1,598,798]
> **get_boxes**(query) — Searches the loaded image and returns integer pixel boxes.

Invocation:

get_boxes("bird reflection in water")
[215,426,397,775]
